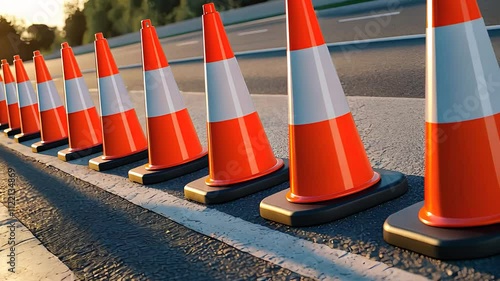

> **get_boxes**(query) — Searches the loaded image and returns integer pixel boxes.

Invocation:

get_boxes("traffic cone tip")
[203,3,216,15]
[287,0,325,51]
[203,2,234,63]
[94,32,119,77]
[429,0,481,28]
[13,55,31,83]
[141,17,169,70]
[141,19,152,28]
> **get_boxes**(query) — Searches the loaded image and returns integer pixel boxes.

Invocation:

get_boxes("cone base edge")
[383,202,500,260]
[286,171,381,203]
[0,123,8,130]
[184,159,289,204]
[32,138,69,153]
[3,128,21,136]
[89,149,148,171]
[58,144,103,161]
[14,132,41,143]
[205,158,285,187]
[129,155,209,185]
[145,148,208,171]
[259,168,408,227]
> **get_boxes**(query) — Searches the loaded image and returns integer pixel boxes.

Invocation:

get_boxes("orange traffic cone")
[31,50,69,152]
[58,42,103,161]
[384,0,500,259]
[13,55,41,142]
[259,0,407,226]
[184,3,288,204]
[128,19,208,184]
[0,73,8,130]
[1,60,21,136]
[88,33,148,171]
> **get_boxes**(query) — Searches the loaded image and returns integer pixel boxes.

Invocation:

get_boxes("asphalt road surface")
[1,94,499,280]
[12,0,500,98]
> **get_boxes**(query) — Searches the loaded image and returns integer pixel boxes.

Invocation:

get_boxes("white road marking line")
[0,92,429,281]
[176,40,199,46]
[338,11,400,23]
[237,29,268,36]
[227,14,285,30]
[129,90,144,94]
[88,88,98,92]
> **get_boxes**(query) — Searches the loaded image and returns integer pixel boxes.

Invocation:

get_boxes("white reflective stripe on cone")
[37,81,63,112]
[205,57,256,122]
[64,77,95,114]
[426,18,500,124]
[17,81,37,107]
[288,44,350,125]
[145,66,185,118]
[0,82,5,101]
[5,83,17,105]
[98,74,133,117]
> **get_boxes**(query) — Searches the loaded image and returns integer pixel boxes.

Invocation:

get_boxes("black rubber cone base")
[89,149,148,171]
[58,144,103,161]
[129,154,209,185]
[14,132,41,143]
[259,169,408,227]
[32,138,69,153]
[383,202,500,260]
[3,128,21,136]
[0,123,8,130]
[184,159,289,204]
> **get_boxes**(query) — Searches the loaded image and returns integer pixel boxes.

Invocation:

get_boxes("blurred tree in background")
[62,0,268,45]
[82,0,113,43]
[0,0,269,60]
[26,24,56,50]
[0,17,23,63]
[64,0,87,46]
[0,17,56,62]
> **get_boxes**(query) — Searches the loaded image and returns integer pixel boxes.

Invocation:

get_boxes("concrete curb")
[0,204,76,280]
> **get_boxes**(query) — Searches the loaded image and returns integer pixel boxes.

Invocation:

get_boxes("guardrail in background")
[44,0,425,60]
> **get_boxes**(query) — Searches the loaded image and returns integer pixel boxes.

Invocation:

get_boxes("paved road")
[15,0,500,90]
[25,34,500,102]
[11,0,500,99]
[1,1,500,279]
[0,94,499,280]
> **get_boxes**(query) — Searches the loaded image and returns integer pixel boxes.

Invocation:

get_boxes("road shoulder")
[0,203,76,281]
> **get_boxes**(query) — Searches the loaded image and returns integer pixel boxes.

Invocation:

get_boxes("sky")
[0,0,71,29]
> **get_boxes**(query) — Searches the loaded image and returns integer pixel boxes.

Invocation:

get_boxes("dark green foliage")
[27,24,56,51]
[0,17,56,62]
[64,7,86,46]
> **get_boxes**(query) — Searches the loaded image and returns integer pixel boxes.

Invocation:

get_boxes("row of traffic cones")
[0,0,498,261]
